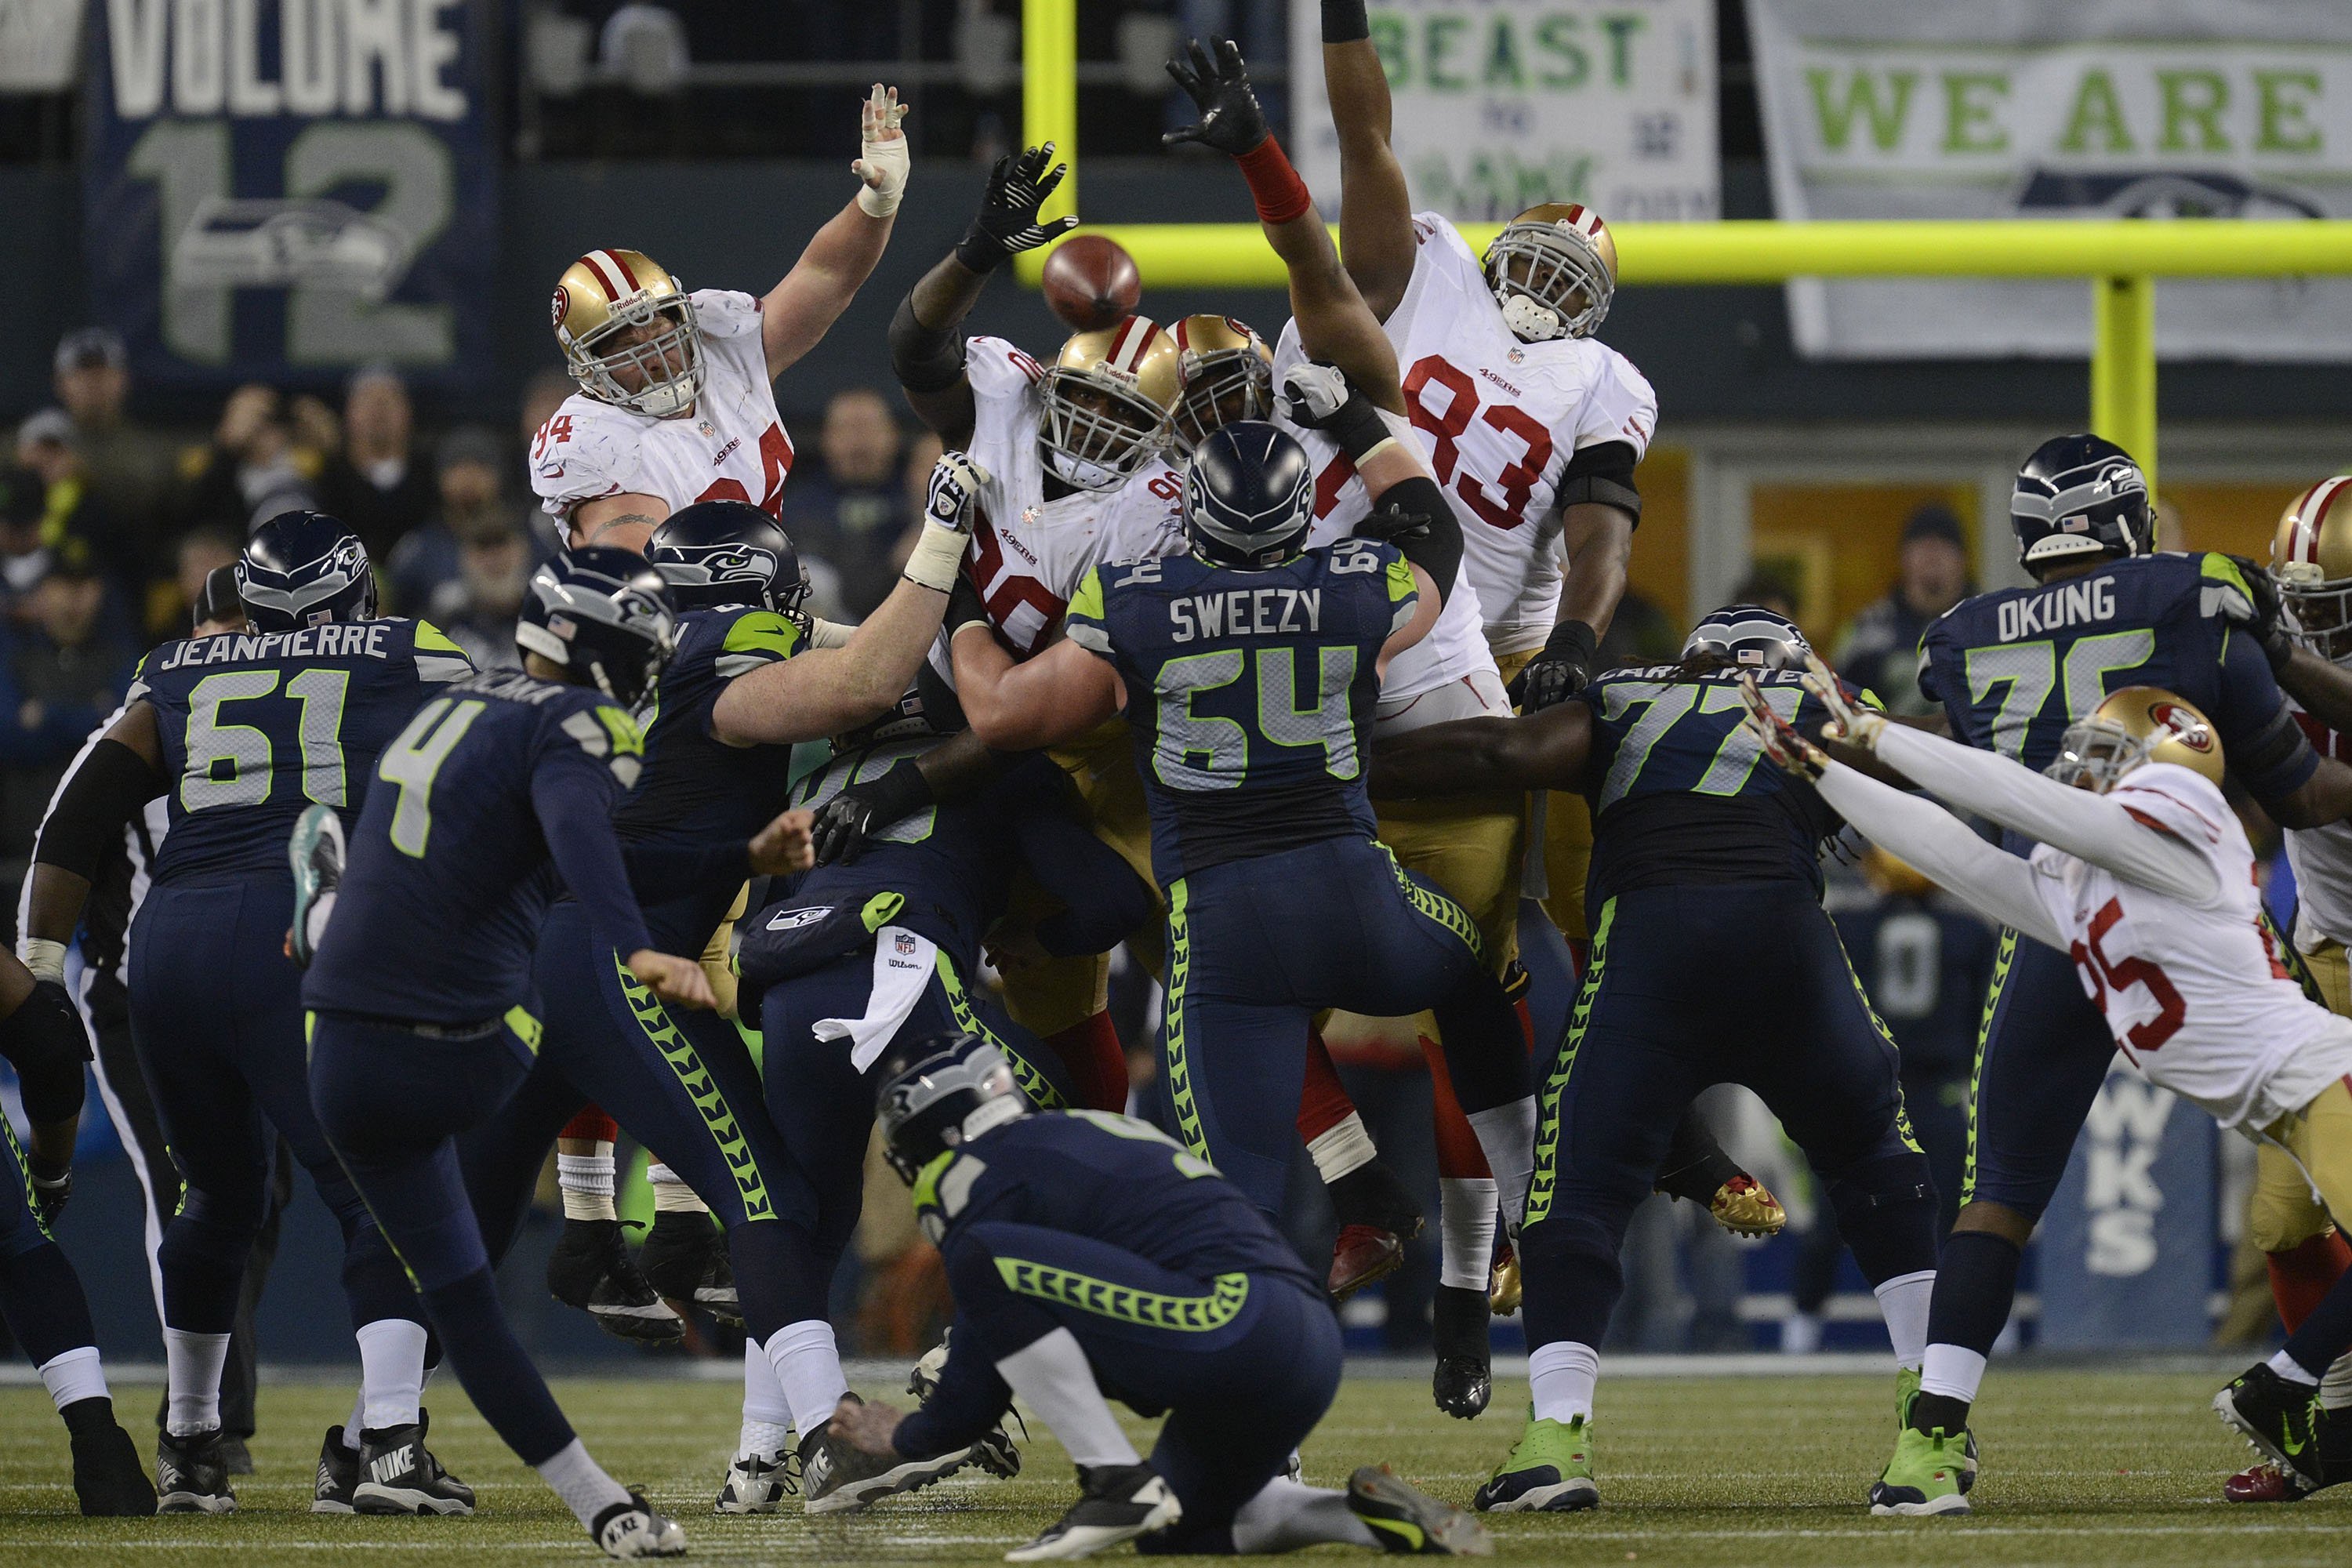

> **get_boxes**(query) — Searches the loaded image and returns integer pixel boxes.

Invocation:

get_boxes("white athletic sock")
[1305,1114,1378,1184]
[2323,1351,2352,1411]
[739,1337,794,1457]
[764,1319,851,1438]
[535,1437,633,1529]
[649,1167,708,1214]
[1467,1098,1538,1232]
[2270,1347,2323,1386]
[996,1328,1138,1468]
[1232,1476,1376,1552]
[558,1147,619,1223]
[1528,1340,1600,1425]
[1919,1343,1988,1404]
[38,1346,108,1412]
[343,1391,365,1449]
[162,1327,230,1436]
[1872,1269,1935,1371]
[356,1318,429,1432]
[1437,1178,1498,1290]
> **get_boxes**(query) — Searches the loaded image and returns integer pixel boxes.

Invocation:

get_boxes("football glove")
[904,452,990,591]
[1162,38,1270,158]
[2220,553,2297,675]
[1351,495,1435,547]
[1740,673,1828,782]
[1798,650,1886,750]
[28,1159,69,1227]
[1279,361,1392,462]
[810,760,933,866]
[852,84,911,218]
[954,145,1078,274]
[1511,619,1601,712]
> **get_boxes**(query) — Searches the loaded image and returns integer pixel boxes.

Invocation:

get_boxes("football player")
[831,1032,1492,1560]
[299,550,807,1559]
[1872,435,2352,1510]
[1751,671,2352,1512]
[21,513,476,1515]
[1373,607,1941,1514]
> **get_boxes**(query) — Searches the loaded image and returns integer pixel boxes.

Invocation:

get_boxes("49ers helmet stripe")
[2268,474,2352,662]
[552,248,703,420]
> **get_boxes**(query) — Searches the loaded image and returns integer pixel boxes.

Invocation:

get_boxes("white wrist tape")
[902,524,971,593]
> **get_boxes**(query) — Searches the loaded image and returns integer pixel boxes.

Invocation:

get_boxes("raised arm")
[1813,760,2067,949]
[761,86,908,378]
[1318,2,1417,321]
[1372,702,1595,799]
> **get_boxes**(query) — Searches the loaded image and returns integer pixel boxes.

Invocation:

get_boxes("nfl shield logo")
[894,933,917,956]
[1508,347,1525,364]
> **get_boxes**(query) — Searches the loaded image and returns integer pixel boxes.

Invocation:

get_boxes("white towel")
[814,925,938,1072]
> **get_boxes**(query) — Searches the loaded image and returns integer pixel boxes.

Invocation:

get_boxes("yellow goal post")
[1014,0,2352,489]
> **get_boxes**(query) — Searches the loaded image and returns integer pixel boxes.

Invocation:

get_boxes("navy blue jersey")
[1831,893,1999,1080]
[612,604,802,952]
[914,1111,1320,1295]
[303,670,653,1026]
[737,739,1153,993]
[1577,663,1846,904]
[1919,554,2315,814]
[1064,543,1417,883]
[130,619,473,885]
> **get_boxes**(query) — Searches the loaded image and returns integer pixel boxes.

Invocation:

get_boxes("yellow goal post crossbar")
[1013,0,2352,488]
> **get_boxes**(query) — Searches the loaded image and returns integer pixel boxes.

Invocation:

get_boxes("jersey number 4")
[378,699,488,858]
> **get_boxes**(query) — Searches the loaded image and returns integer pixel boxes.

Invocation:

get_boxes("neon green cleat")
[1870,1425,1972,1516]
[1471,1411,1597,1513]
[1893,1370,1978,1494]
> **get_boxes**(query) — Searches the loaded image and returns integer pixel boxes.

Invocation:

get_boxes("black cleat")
[218,1433,255,1475]
[156,1428,237,1513]
[799,1395,982,1514]
[352,1413,476,1515]
[68,1410,156,1516]
[1007,1463,1181,1561]
[548,1218,684,1343]
[1348,1464,1494,1554]
[2217,1363,2328,1490]
[640,1210,742,1326]
[312,1426,359,1513]
[1432,1284,1493,1420]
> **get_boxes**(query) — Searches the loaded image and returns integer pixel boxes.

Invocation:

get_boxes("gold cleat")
[1488,1248,1522,1317]
[1709,1174,1786,1239]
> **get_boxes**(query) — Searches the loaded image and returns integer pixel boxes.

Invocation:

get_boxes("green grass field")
[2,1367,2345,1565]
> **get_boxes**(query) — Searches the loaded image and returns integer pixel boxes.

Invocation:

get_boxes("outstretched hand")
[956,145,1078,272]
[1739,673,1828,782]
[628,950,718,1011]
[853,84,911,216]
[1796,651,1884,750]
[1163,38,1269,157]
[748,808,816,875]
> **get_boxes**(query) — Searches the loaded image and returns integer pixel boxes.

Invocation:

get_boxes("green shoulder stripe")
[723,610,804,662]
[413,620,466,655]
[1385,554,1417,603]
[594,706,646,758]
[2200,552,2254,598]
[1067,567,1106,626]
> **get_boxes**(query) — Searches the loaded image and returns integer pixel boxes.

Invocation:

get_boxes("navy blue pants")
[1962,930,2118,1219]
[1163,837,1485,1214]
[757,942,1076,1293]
[310,1011,577,1466]
[457,901,824,1335]
[128,877,415,1336]
[0,1100,99,1366]
[1521,883,1939,1351]
[939,1221,1341,1555]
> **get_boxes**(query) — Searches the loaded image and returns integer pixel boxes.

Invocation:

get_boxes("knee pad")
[1828,1149,1940,1282]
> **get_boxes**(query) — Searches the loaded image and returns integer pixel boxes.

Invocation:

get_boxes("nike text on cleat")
[155,1428,237,1513]
[287,803,345,968]
[1432,1284,1493,1420]
[351,1414,475,1515]
[311,1426,358,1514]
[714,1449,797,1514]
[1006,1463,1181,1561]
[1869,1425,1972,1516]
[2215,1363,2327,1490]
[1709,1174,1786,1238]
[640,1210,742,1326]
[1472,1413,1598,1513]
[1348,1464,1494,1555]
[800,1396,986,1515]
[593,1492,687,1559]
[70,1417,157,1517]
[547,1218,684,1344]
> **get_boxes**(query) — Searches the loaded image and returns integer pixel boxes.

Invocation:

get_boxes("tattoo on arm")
[588,514,659,544]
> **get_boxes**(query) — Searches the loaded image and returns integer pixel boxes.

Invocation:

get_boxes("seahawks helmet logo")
[655,541,776,586]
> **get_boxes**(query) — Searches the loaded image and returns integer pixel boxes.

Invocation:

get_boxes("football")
[1041,234,1142,332]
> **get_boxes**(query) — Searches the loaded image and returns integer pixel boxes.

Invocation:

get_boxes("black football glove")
[955,145,1079,274]
[1509,619,1601,711]
[809,760,935,866]
[1162,38,1269,158]
[2222,553,2296,675]
[1352,495,1435,547]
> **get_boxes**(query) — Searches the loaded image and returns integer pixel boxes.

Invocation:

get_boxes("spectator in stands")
[314,365,435,562]
[388,426,539,615]
[180,385,316,536]
[0,543,137,899]
[423,513,533,670]
[0,464,49,621]
[172,527,241,630]
[52,328,177,535]
[780,387,912,616]
[1833,503,1973,717]
[13,407,154,628]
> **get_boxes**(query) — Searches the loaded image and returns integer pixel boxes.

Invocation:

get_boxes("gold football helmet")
[1171,314,1274,453]
[1483,203,1618,343]
[2270,476,2352,662]
[551,249,702,419]
[1039,316,1180,491]
[2046,686,2225,793]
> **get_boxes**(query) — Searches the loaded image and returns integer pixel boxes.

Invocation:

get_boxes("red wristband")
[1236,135,1313,227]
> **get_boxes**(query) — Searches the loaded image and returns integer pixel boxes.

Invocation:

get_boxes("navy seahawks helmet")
[1682,603,1811,671]
[646,499,811,615]
[1185,420,1314,569]
[236,511,375,632]
[873,1032,1029,1187]
[2012,434,2155,572]
[515,546,678,709]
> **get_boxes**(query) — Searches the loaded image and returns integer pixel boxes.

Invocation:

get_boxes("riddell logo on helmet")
[2151,702,2214,750]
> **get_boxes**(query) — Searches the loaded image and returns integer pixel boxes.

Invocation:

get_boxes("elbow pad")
[2241,704,2319,801]
[1556,441,1642,524]
[34,739,162,881]
[891,294,966,395]
[1380,474,1463,601]
[2,980,90,1123]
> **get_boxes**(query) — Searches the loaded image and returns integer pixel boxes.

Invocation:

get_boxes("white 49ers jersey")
[2284,701,2352,950]
[2027,763,2352,1132]
[1289,213,1658,658]
[958,336,1188,655]
[529,289,794,527]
